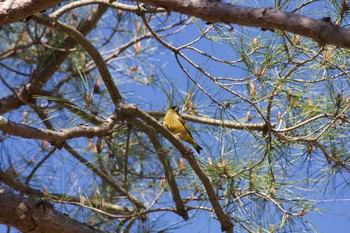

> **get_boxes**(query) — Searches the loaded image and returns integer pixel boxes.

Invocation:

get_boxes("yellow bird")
[163,106,203,154]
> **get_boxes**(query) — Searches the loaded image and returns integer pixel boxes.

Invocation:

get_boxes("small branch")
[50,0,165,21]
[0,115,114,149]
[147,110,268,131]
[25,147,57,184]
[59,200,129,219]
[54,195,134,216]
[64,143,146,211]
[274,113,329,132]
[31,14,124,107]
[124,125,131,188]
[141,14,226,108]
[184,152,234,232]
[127,117,189,220]
[253,191,306,217]
[37,90,104,125]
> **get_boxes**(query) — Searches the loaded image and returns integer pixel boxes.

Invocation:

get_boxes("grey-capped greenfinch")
[163,106,203,154]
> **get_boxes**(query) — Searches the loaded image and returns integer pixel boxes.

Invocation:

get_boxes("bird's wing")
[177,114,194,138]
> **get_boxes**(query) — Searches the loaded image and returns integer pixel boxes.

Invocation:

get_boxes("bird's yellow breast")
[163,106,202,154]
[163,110,186,136]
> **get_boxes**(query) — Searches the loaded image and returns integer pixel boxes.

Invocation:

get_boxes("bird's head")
[170,106,179,113]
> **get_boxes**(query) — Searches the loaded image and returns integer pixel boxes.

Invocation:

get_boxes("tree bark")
[0,0,64,26]
[135,0,350,48]
[0,190,100,233]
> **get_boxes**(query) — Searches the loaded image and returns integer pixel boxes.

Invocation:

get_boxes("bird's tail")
[194,143,203,154]
[185,137,203,154]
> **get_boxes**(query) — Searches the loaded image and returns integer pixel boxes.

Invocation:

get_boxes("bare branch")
[148,110,268,131]
[135,0,350,48]
[0,190,100,233]
[0,115,114,148]
[50,0,165,21]
[0,0,64,26]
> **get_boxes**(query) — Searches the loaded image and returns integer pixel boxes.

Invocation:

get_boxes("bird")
[163,106,203,154]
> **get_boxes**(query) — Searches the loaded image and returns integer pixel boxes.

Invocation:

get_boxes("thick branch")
[0,0,64,26]
[0,168,134,216]
[135,0,350,48]
[0,169,43,197]
[0,190,99,233]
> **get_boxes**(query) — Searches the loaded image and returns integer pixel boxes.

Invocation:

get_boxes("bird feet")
[182,148,193,158]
